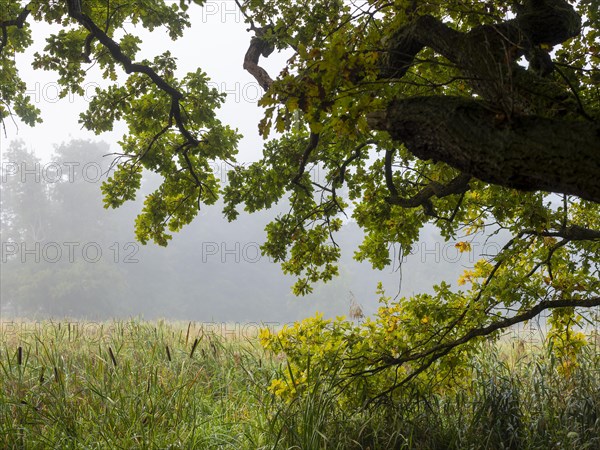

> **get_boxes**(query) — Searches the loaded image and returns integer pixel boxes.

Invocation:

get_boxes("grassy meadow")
[0,320,599,449]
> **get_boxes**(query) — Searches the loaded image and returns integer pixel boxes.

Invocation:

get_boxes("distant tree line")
[1,140,417,321]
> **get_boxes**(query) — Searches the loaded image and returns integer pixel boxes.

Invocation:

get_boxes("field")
[1,320,599,449]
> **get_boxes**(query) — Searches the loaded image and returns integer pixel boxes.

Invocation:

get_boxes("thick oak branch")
[382,0,581,108]
[243,30,274,91]
[368,96,600,203]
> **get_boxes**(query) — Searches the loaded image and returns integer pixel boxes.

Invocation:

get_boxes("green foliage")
[2,320,598,448]
[1,0,599,405]
[259,285,481,406]
[3,0,240,246]
[263,325,600,449]
[0,321,279,448]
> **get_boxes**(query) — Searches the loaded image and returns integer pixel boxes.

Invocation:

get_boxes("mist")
[0,139,491,323]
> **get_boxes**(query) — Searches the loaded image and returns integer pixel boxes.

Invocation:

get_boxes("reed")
[0,320,597,449]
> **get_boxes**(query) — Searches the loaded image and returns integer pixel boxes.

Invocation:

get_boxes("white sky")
[2,1,291,164]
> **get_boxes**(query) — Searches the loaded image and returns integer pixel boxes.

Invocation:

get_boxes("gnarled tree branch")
[373,0,599,204]
[381,0,581,109]
[384,153,471,212]
[243,27,275,91]
[364,296,600,402]
[368,96,600,203]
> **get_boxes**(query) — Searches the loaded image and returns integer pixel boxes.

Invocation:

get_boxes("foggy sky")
[0,2,490,322]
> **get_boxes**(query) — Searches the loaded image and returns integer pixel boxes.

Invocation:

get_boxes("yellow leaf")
[310,121,323,133]
[458,270,473,286]
[287,98,299,112]
[455,241,471,253]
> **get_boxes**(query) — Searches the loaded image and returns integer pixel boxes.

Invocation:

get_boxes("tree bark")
[381,0,581,108]
[372,0,600,203]
[367,96,600,203]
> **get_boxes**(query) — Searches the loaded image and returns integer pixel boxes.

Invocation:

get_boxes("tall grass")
[0,320,278,449]
[265,334,600,449]
[0,321,598,449]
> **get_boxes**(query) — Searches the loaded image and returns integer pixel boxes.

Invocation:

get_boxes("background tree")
[1,0,599,395]
[1,139,382,320]
[0,140,127,317]
[0,141,51,243]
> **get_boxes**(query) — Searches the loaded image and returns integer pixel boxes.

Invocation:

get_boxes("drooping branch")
[402,296,600,366]
[364,296,600,402]
[64,0,210,196]
[368,96,600,203]
[65,0,198,147]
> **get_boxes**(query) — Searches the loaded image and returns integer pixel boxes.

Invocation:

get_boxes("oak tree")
[1,0,599,395]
